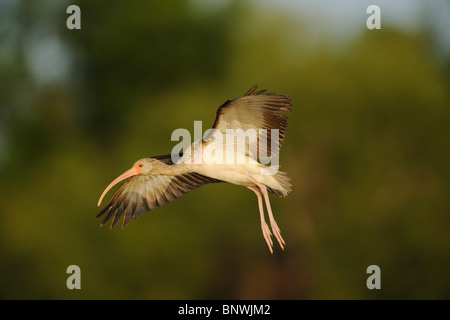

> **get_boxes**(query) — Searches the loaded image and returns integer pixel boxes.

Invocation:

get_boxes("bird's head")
[97,158,155,207]
[131,158,156,175]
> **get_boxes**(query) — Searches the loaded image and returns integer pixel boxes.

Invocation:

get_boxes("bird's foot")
[261,222,274,254]
[270,220,286,250]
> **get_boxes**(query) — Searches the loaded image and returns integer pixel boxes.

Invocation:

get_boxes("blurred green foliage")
[0,0,449,299]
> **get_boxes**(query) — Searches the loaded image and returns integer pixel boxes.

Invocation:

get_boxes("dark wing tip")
[244,85,267,96]
[150,153,183,165]
[96,173,222,230]
[244,85,258,96]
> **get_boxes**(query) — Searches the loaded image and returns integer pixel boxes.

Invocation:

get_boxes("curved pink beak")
[97,166,140,207]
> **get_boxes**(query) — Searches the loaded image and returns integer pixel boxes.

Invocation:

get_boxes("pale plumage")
[97,85,292,253]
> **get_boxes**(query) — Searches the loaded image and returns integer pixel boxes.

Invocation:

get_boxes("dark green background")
[0,0,449,299]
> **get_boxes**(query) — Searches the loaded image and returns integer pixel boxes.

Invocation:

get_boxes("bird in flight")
[97,85,292,253]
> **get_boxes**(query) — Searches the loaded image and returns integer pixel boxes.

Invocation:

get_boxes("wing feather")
[97,167,221,229]
[205,85,292,159]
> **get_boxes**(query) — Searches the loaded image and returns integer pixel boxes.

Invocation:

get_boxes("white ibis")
[97,85,292,253]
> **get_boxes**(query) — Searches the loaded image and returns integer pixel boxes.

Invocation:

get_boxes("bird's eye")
[138,163,143,168]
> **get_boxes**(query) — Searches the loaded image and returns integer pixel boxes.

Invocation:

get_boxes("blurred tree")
[63,0,238,143]
[0,0,449,300]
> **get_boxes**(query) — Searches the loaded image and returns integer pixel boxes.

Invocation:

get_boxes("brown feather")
[97,168,222,229]
[206,85,291,159]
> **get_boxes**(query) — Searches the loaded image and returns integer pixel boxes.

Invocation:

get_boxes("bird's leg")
[259,185,286,250]
[248,186,273,254]
[249,177,286,251]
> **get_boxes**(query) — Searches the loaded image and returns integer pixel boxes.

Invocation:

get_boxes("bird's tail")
[267,169,292,197]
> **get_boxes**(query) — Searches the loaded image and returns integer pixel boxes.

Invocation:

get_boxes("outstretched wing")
[204,85,292,159]
[97,155,221,229]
